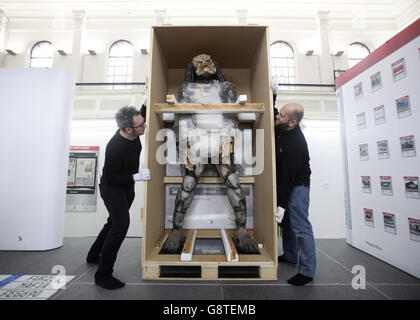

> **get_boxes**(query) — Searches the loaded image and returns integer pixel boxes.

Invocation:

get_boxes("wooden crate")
[142,26,277,280]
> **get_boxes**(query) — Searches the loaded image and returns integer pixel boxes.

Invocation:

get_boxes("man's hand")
[133,168,150,181]
[270,77,278,93]
[274,206,285,224]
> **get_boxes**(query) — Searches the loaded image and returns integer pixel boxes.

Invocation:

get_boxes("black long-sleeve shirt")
[275,122,311,209]
[273,93,311,207]
[101,130,142,186]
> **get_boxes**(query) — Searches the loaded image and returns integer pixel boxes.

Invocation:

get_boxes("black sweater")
[275,125,311,208]
[101,130,142,187]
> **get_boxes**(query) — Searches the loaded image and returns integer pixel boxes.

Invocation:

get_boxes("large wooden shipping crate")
[142,26,277,280]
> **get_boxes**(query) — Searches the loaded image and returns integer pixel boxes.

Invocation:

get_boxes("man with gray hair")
[86,105,150,290]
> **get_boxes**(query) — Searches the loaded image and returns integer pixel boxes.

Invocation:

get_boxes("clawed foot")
[161,229,186,254]
[232,227,259,254]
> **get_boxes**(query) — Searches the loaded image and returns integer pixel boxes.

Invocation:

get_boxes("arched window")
[107,40,134,89]
[270,41,295,89]
[348,42,371,68]
[29,41,53,68]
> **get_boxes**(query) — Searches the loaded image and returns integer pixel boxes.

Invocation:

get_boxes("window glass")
[29,41,53,68]
[270,41,295,90]
[107,40,134,89]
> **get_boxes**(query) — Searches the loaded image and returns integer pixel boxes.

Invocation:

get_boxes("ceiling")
[0,0,418,21]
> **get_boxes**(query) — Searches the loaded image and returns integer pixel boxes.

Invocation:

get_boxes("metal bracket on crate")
[235,94,248,104]
[163,95,177,121]
[166,94,178,104]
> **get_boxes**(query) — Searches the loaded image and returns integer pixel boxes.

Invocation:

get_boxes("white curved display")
[0,68,74,250]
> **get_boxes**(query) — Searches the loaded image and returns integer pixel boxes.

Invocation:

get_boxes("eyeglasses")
[132,122,146,129]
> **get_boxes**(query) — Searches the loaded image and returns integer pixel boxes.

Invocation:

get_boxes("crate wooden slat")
[154,103,264,113]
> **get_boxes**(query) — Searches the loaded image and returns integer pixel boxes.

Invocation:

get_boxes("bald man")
[274,101,316,286]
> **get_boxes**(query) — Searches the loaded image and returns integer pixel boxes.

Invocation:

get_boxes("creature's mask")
[192,54,216,77]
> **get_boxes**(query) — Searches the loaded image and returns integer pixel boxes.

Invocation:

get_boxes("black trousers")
[89,183,135,279]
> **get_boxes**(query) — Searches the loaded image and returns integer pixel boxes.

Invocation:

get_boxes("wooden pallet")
[142,229,277,280]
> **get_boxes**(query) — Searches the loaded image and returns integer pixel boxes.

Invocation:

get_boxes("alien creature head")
[192,54,216,77]
[183,54,227,84]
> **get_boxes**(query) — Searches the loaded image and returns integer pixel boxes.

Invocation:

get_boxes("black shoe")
[95,276,125,290]
[287,273,313,286]
[278,255,297,264]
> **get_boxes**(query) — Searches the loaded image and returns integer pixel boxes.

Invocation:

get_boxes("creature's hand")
[274,206,285,224]
[133,168,151,181]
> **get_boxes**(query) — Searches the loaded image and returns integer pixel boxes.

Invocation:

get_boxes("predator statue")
[161,54,259,254]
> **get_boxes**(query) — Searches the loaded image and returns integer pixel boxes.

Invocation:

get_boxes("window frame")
[29,40,53,69]
[270,40,296,89]
[348,42,371,68]
[106,39,135,89]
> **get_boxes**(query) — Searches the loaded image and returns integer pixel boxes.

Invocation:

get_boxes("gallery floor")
[0,237,419,300]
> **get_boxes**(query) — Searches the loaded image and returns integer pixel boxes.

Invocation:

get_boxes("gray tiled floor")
[0,237,419,300]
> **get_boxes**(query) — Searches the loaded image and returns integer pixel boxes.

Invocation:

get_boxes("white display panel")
[165,184,253,229]
[65,146,99,212]
[337,29,420,278]
[0,68,74,250]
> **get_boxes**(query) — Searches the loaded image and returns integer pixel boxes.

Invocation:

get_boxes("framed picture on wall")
[361,176,372,193]
[354,82,363,100]
[391,58,407,82]
[370,72,382,92]
[357,112,366,130]
[380,176,393,196]
[404,176,419,199]
[374,105,386,125]
[364,208,374,227]
[383,212,397,234]
[396,96,411,118]
[377,140,390,159]
[400,135,416,157]
[408,218,420,242]
[359,144,369,161]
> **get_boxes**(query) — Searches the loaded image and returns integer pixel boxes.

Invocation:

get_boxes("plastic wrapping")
[170,79,239,167]
[173,115,238,165]
[178,81,237,103]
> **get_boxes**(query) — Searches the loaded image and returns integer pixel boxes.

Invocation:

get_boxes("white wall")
[3,27,150,83]
[302,119,346,239]
[268,19,396,84]
[2,15,400,84]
